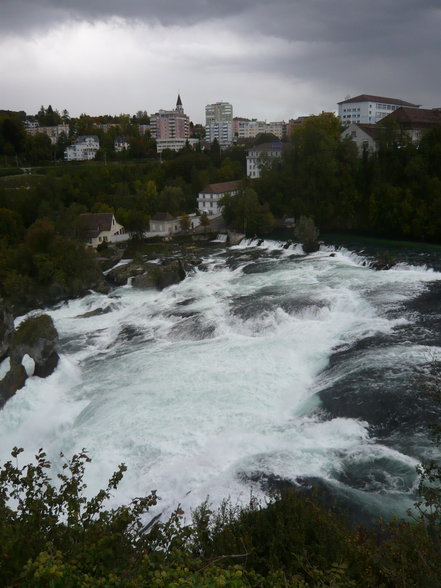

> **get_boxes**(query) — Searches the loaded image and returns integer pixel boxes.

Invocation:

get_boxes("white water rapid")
[1,240,440,523]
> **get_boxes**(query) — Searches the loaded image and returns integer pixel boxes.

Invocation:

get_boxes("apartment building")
[205,102,233,147]
[338,94,420,125]
[150,94,190,153]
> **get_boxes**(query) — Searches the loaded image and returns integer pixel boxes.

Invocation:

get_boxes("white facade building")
[65,136,100,161]
[149,212,201,236]
[114,137,130,152]
[338,94,420,125]
[205,102,233,147]
[340,123,378,155]
[246,142,283,178]
[198,180,240,217]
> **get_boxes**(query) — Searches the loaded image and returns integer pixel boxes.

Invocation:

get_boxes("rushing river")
[2,237,441,526]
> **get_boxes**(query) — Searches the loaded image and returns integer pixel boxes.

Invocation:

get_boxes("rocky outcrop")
[155,260,186,290]
[294,216,320,254]
[227,231,245,246]
[106,261,148,286]
[0,299,14,362]
[0,364,27,407]
[131,273,157,289]
[371,252,396,271]
[0,314,59,409]
[106,255,202,291]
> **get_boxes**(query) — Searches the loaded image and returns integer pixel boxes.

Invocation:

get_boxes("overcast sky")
[1,0,440,124]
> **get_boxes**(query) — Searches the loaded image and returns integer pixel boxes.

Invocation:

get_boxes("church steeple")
[176,93,183,113]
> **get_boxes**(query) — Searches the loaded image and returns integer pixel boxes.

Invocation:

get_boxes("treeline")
[254,113,441,241]
[1,446,441,587]
[0,106,157,165]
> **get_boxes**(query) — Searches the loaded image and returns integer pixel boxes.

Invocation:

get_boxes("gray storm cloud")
[1,0,440,117]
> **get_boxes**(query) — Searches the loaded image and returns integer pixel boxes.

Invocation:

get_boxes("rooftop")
[200,181,241,195]
[79,213,114,238]
[151,212,176,221]
[338,94,419,107]
[381,107,441,126]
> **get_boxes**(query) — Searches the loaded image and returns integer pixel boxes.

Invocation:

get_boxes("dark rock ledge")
[106,255,202,291]
[0,299,59,409]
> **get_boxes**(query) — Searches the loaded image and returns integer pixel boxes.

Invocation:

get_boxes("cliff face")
[0,305,59,409]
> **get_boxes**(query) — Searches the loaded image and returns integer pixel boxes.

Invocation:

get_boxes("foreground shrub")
[1,448,441,586]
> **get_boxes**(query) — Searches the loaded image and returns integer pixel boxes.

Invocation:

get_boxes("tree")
[0,208,24,246]
[158,186,185,216]
[133,110,150,124]
[254,132,279,145]
[199,212,210,228]
[25,133,52,164]
[0,114,26,157]
[36,105,61,126]
[221,187,274,234]
[180,213,191,231]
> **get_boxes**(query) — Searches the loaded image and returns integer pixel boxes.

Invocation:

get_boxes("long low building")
[148,212,201,236]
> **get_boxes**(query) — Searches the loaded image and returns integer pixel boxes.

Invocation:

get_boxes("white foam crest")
[320,244,371,267]
[0,356,85,464]
[231,238,302,254]
[103,258,133,275]
[0,357,10,380]
[389,262,441,278]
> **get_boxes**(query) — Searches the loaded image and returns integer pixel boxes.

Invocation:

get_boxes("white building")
[338,94,420,125]
[340,123,378,155]
[205,102,233,147]
[246,142,283,178]
[156,137,199,153]
[198,180,240,217]
[114,136,130,152]
[149,212,201,236]
[65,135,100,161]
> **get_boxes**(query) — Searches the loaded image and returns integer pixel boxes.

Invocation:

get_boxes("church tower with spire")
[176,93,184,114]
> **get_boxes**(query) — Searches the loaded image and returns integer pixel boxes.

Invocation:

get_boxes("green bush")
[2,448,441,587]
[0,168,24,178]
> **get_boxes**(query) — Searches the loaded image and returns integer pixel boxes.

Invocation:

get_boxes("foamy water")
[1,240,440,522]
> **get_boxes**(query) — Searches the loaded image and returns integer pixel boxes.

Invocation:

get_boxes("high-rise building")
[205,101,233,147]
[150,94,190,153]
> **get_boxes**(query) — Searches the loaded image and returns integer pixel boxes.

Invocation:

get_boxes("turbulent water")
[2,237,441,526]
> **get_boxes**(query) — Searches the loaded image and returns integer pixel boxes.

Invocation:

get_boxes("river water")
[1,237,441,526]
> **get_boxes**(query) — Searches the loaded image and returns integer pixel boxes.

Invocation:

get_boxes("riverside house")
[198,181,241,217]
[80,213,127,247]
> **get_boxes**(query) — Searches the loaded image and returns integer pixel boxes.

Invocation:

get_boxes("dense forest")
[254,112,441,241]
